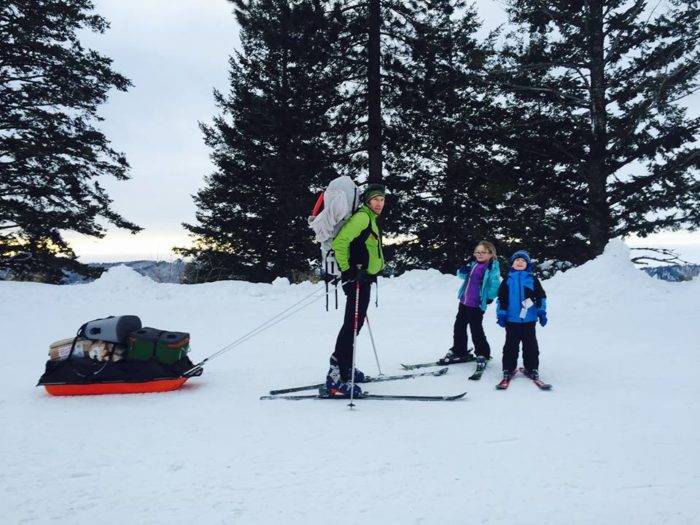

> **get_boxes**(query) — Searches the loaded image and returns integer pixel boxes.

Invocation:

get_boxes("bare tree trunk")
[367,0,382,183]
[586,0,610,256]
[444,142,460,272]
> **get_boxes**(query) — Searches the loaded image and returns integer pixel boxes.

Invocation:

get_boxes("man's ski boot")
[325,373,363,398]
[327,355,366,384]
[350,368,366,383]
[326,356,341,387]
[328,380,363,398]
[326,356,365,397]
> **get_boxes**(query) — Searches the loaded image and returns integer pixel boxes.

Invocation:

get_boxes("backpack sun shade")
[308,176,360,310]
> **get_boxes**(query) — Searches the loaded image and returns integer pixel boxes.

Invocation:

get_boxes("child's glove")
[497,313,507,327]
[538,311,548,327]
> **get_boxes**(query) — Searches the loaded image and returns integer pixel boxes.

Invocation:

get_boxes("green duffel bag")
[127,327,190,365]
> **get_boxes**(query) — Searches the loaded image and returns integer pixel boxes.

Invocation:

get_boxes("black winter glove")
[341,267,368,284]
[322,272,339,284]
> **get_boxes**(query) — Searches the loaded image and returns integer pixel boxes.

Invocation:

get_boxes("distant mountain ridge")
[640,264,700,282]
[64,260,186,284]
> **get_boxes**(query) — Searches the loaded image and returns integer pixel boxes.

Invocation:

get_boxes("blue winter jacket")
[456,258,501,312]
[496,265,547,323]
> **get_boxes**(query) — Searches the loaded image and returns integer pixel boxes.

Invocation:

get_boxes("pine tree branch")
[329,146,366,159]
[607,172,659,206]
[603,0,645,38]
[526,1,584,28]
[0,74,47,84]
[337,2,366,14]
[331,75,365,87]
[380,30,412,46]
[608,123,699,176]
[495,61,587,74]
[667,85,700,104]
[492,81,588,106]
[609,39,688,83]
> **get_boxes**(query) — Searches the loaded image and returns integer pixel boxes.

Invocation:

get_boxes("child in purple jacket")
[439,241,501,374]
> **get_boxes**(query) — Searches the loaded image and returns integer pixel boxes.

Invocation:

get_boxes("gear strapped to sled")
[37,315,201,396]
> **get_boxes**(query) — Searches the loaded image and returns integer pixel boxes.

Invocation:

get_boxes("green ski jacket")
[331,205,385,276]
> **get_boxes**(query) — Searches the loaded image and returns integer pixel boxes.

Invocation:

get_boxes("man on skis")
[325,184,386,397]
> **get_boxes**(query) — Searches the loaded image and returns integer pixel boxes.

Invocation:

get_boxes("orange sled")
[38,356,201,396]
[44,377,188,396]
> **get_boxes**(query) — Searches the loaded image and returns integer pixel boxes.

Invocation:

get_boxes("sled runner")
[44,377,188,396]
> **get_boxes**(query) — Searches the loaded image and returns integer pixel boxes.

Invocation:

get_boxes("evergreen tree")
[327,0,444,250]
[496,0,700,259]
[490,32,591,268]
[328,0,435,179]
[386,1,505,272]
[0,0,140,282]
[179,0,343,282]
[494,99,591,269]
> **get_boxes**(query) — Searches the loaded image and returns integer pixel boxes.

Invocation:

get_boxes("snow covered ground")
[1,240,698,524]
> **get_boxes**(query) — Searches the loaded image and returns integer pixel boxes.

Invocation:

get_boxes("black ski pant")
[334,280,372,381]
[502,321,539,373]
[452,303,490,358]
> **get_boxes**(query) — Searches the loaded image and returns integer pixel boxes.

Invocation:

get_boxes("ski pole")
[324,256,329,312]
[333,260,339,310]
[365,314,382,376]
[326,249,339,311]
[348,266,362,409]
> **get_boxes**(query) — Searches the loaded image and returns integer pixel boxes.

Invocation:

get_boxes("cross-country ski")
[268,367,448,395]
[261,390,467,402]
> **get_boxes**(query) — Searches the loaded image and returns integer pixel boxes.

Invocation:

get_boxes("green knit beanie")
[362,183,386,205]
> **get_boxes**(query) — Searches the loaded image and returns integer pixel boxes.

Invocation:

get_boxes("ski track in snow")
[1,240,699,524]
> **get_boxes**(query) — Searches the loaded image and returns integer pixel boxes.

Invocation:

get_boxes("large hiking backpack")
[307,175,360,277]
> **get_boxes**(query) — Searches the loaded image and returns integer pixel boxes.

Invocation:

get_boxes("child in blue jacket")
[440,241,501,370]
[496,250,547,381]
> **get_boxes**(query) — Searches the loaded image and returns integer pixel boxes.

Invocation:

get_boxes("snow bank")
[1,240,698,524]
[548,238,671,298]
[89,264,157,292]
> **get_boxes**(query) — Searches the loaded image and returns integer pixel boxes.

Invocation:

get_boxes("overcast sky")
[63,0,699,263]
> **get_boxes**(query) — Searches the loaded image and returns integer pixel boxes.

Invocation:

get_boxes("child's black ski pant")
[502,321,539,372]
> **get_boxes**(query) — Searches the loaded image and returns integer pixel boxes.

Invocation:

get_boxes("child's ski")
[268,367,448,395]
[401,353,477,370]
[260,390,467,402]
[496,369,518,390]
[468,361,487,381]
[519,368,553,390]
